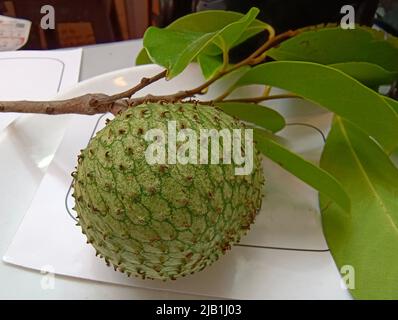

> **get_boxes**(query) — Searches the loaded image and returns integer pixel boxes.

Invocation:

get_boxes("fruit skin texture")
[73,102,264,280]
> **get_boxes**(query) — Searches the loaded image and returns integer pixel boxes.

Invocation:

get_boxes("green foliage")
[267,27,398,73]
[135,48,151,65]
[216,102,285,133]
[254,129,350,212]
[330,62,398,87]
[320,117,398,299]
[140,8,271,78]
[166,9,267,39]
[385,96,398,115]
[236,61,398,153]
[138,7,398,298]
[137,9,268,61]
[197,54,224,79]
[143,28,215,78]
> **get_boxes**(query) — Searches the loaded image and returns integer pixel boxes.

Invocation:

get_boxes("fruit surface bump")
[73,102,264,280]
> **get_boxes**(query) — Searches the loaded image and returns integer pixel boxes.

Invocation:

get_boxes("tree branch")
[0,29,300,116]
[0,70,167,116]
[0,94,113,115]
[166,29,299,102]
[99,69,167,103]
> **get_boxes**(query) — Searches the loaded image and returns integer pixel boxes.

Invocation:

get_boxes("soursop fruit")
[72,102,264,280]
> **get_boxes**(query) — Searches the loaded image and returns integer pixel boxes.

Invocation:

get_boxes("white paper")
[0,49,82,131]
[0,15,31,51]
[3,109,351,299]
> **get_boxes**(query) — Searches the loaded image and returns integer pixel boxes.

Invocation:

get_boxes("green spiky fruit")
[72,102,264,280]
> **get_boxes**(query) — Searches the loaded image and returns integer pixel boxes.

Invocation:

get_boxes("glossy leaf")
[384,96,398,115]
[194,8,262,78]
[330,62,398,87]
[143,28,214,78]
[208,7,260,51]
[320,117,398,299]
[144,8,260,78]
[167,9,267,38]
[254,128,350,212]
[136,9,269,64]
[384,97,398,153]
[216,102,285,133]
[174,9,271,55]
[267,26,398,72]
[236,61,398,153]
[197,54,223,79]
[135,48,151,65]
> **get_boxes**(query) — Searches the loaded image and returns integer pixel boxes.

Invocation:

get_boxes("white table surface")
[0,39,208,299]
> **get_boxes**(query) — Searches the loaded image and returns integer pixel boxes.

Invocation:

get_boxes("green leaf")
[135,48,152,65]
[254,128,350,212]
[167,9,265,35]
[144,28,214,78]
[197,54,223,79]
[330,62,398,87]
[209,7,260,51]
[384,97,398,153]
[236,61,398,153]
[384,96,398,115]
[216,102,285,133]
[136,8,269,63]
[320,117,398,299]
[167,9,270,56]
[142,8,263,78]
[267,26,398,73]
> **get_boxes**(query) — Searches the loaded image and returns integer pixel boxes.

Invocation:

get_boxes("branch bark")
[0,94,112,115]
[0,29,300,116]
[0,70,167,116]
[99,69,167,103]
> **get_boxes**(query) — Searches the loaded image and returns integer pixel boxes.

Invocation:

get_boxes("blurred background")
[0,0,396,50]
